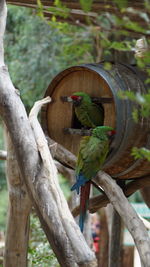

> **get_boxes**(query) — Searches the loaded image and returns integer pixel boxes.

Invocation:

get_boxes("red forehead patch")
[71,95,80,100]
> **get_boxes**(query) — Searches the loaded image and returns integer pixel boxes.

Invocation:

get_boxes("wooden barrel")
[41,62,150,179]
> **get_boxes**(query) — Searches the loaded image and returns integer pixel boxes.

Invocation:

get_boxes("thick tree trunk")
[4,129,31,267]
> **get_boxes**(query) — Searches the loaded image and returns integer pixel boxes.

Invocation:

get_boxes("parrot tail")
[71,173,87,194]
[79,181,91,232]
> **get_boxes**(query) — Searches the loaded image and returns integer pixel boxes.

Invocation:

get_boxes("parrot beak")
[66,96,74,102]
[60,96,73,102]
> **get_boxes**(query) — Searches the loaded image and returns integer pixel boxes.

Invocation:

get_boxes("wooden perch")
[47,136,76,169]
[94,171,150,267]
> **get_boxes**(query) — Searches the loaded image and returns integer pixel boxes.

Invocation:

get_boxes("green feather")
[76,126,113,180]
[73,92,104,127]
[72,126,114,232]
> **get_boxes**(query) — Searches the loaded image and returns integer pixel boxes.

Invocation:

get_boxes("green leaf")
[79,0,93,12]
[132,109,139,122]
[112,0,128,9]
[125,21,146,33]
[109,41,131,51]
[132,147,150,161]
[37,0,43,9]
[104,62,112,70]
[36,0,44,18]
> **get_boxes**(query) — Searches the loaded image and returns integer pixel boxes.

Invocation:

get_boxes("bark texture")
[72,175,150,216]
[94,171,150,267]
[4,129,31,267]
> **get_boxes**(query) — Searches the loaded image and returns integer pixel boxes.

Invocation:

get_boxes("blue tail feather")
[71,173,87,194]
[79,212,86,232]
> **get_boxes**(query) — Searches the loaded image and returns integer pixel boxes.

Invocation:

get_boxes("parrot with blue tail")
[71,126,115,232]
[68,92,104,128]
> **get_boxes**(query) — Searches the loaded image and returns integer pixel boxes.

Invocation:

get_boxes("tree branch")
[29,96,97,267]
[72,175,150,216]
[94,171,150,267]
[47,136,76,169]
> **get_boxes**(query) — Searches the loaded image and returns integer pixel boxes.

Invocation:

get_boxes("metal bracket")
[63,128,92,136]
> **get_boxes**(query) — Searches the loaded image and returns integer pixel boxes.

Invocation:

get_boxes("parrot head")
[68,92,92,106]
[92,126,116,139]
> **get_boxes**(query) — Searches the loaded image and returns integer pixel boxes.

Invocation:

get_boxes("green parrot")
[68,92,104,128]
[71,126,115,232]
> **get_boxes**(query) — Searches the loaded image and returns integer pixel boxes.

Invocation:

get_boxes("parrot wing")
[75,135,109,232]
[75,102,103,128]
[88,103,104,127]
[77,136,109,179]
[75,136,90,175]
[71,135,109,192]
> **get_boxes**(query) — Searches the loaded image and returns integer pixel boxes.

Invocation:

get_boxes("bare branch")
[72,175,150,216]
[94,171,150,267]
[47,136,76,169]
